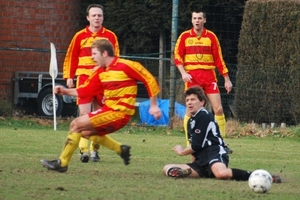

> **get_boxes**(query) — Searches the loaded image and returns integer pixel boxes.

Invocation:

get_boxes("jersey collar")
[190,27,207,37]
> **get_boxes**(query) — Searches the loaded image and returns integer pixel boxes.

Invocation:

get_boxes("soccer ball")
[248,169,272,193]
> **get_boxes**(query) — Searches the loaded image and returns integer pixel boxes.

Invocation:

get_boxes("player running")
[41,39,162,172]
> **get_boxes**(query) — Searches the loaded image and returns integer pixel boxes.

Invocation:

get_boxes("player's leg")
[211,162,251,181]
[89,142,100,162]
[41,115,97,172]
[85,107,132,165]
[183,111,195,162]
[76,74,94,162]
[183,111,190,146]
[193,70,227,138]
[182,82,191,146]
[163,164,196,178]
[89,135,131,165]
[89,98,103,162]
[78,103,92,162]
[206,93,233,154]
[206,93,226,136]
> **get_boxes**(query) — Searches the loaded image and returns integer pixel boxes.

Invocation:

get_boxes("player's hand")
[66,78,74,88]
[53,85,65,95]
[224,79,233,94]
[149,105,162,120]
[182,73,192,83]
[173,145,184,156]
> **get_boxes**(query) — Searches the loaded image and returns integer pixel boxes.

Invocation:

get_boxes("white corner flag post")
[49,43,58,131]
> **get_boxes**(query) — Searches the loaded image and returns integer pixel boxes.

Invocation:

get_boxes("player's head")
[185,86,207,114]
[92,39,115,56]
[86,4,104,28]
[86,4,104,16]
[191,9,206,18]
[191,9,206,32]
[91,39,115,66]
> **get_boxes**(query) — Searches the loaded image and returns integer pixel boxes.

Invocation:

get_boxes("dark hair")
[191,9,206,18]
[86,4,104,16]
[91,39,115,57]
[185,86,207,105]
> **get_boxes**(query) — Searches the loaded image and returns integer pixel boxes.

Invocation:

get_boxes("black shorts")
[187,145,229,178]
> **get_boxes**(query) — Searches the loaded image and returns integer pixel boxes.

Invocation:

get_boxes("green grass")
[0,118,300,200]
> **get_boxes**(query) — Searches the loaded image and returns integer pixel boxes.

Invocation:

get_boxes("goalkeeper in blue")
[162,86,281,183]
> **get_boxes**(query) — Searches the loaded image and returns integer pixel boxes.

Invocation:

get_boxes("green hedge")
[235,0,300,125]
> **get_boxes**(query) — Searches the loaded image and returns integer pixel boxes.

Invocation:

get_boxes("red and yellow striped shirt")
[63,26,119,79]
[174,28,228,76]
[77,57,160,116]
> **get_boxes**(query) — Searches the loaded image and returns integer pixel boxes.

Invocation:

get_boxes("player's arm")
[112,34,120,56]
[54,86,78,96]
[148,96,161,120]
[173,145,194,156]
[125,61,160,98]
[125,62,162,119]
[55,68,103,99]
[211,35,232,93]
[63,33,82,87]
[77,69,103,100]
[223,75,232,94]
[174,33,192,82]
[177,64,192,83]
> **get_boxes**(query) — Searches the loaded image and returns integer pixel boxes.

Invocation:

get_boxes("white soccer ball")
[248,169,272,193]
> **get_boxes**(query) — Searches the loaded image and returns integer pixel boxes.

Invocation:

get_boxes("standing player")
[162,86,282,184]
[174,9,233,154]
[40,39,162,173]
[63,4,120,163]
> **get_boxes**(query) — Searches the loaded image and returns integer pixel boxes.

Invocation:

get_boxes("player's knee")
[213,106,223,115]
[213,169,230,179]
[70,119,80,132]
[162,164,173,176]
[80,111,89,116]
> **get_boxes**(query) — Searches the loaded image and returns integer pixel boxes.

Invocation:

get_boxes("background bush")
[235,0,300,125]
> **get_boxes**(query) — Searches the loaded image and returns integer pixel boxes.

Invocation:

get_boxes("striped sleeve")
[208,31,229,76]
[76,69,103,99]
[174,31,188,66]
[63,30,84,79]
[121,59,160,97]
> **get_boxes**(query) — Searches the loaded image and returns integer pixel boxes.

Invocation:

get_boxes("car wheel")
[37,88,63,116]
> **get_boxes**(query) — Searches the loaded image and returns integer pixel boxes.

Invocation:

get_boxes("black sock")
[231,168,252,181]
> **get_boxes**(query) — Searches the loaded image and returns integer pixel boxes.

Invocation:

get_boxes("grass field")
[0,117,300,199]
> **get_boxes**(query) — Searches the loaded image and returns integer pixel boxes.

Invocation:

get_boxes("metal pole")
[169,0,178,129]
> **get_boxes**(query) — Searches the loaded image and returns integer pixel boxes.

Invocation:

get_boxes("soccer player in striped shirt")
[40,39,162,172]
[63,4,120,163]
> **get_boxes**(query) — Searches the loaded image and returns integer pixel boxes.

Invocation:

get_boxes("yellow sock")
[89,141,100,152]
[184,115,190,147]
[79,137,89,153]
[89,135,121,154]
[59,132,81,167]
[215,114,226,138]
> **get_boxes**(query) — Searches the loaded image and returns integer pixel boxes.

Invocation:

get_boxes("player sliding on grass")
[41,39,162,172]
[162,86,281,183]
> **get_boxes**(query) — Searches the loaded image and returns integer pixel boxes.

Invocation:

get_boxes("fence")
[1,1,299,126]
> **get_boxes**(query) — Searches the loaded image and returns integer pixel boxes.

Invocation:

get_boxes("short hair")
[191,9,206,18]
[184,86,207,106]
[91,39,115,57]
[86,4,104,16]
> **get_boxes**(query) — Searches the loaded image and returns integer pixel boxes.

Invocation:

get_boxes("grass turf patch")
[0,124,299,199]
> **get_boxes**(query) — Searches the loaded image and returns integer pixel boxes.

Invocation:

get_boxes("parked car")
[13,71,149,117]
